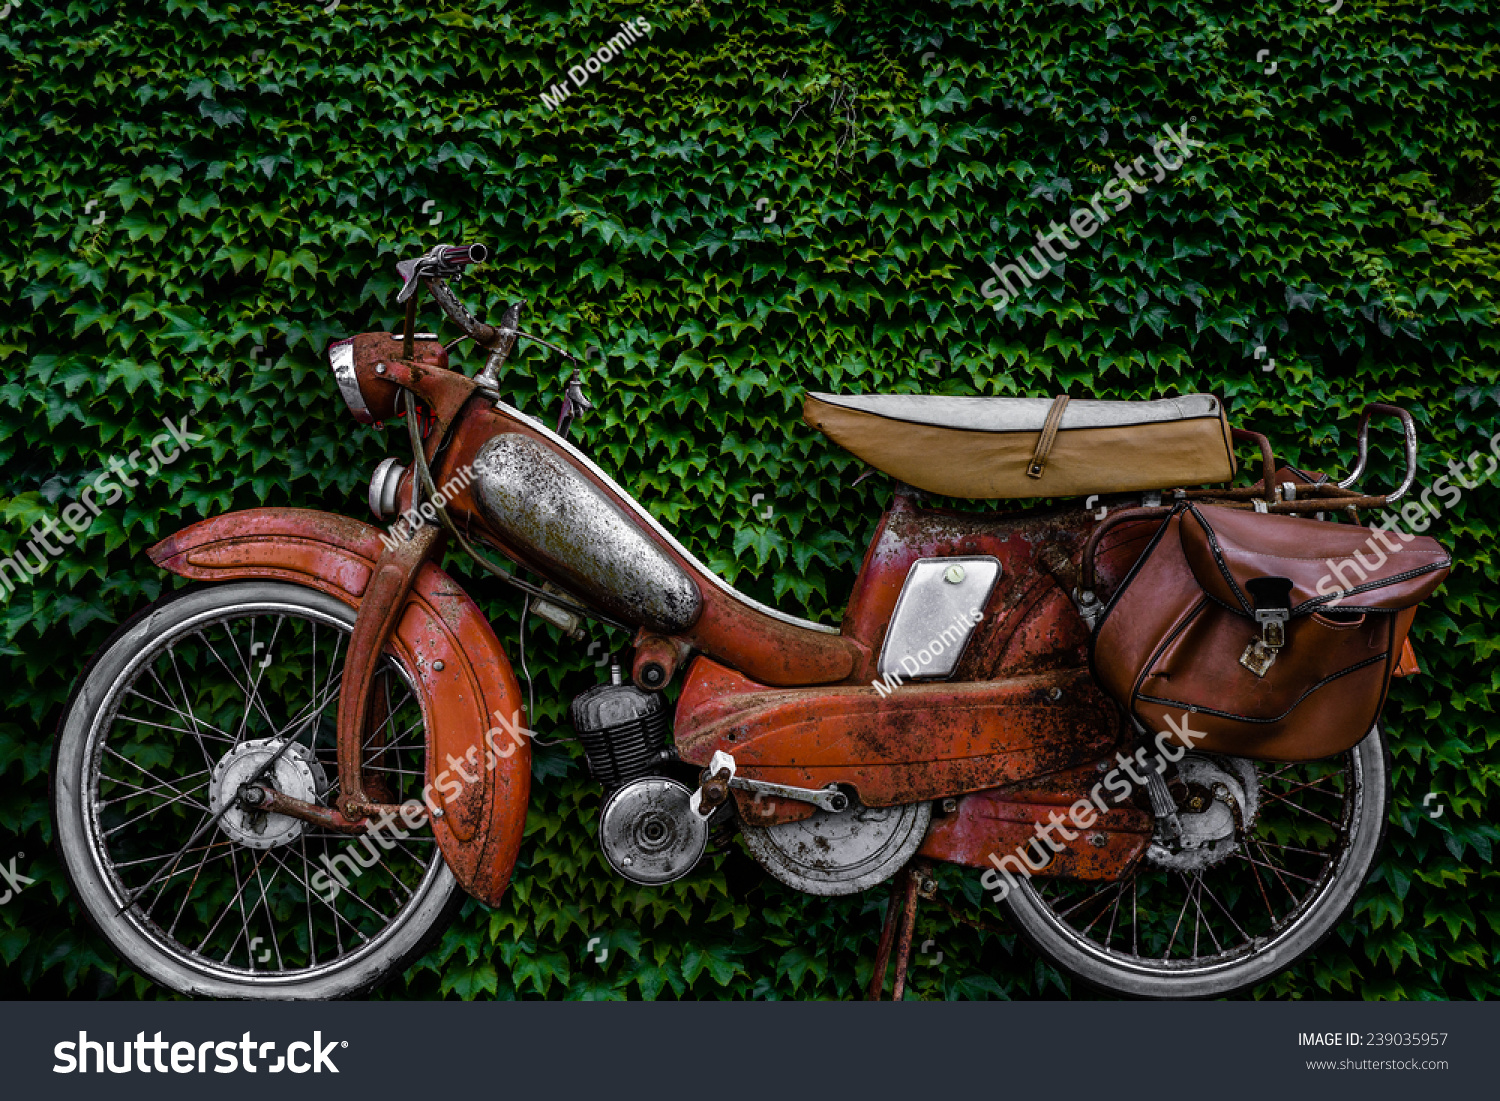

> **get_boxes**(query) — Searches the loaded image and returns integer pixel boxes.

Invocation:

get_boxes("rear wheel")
[53,581,462,999]
[1003,728,1388,998]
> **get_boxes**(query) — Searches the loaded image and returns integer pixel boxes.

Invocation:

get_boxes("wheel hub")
[209,738,327,850]
[1147,753,1259,872]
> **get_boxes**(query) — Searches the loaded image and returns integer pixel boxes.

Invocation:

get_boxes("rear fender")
[148,507,528,906]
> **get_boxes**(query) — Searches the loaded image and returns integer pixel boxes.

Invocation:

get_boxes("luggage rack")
[1073,404,1421,626]
[1176,403,1418,514]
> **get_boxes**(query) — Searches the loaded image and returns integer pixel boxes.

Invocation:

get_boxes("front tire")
[53,581,462,999]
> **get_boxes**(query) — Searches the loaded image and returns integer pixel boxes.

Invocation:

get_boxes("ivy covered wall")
[1,0,1497,998]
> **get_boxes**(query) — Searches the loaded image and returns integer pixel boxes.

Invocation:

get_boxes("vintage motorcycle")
[51,244,1449,999]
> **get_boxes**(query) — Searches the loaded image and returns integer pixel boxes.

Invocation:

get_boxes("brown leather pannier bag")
[1091,503,1450,761]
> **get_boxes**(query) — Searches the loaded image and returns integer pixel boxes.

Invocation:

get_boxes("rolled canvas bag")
[1091,504,1451,761]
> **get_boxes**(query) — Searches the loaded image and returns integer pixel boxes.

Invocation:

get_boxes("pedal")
[688,750,850,816]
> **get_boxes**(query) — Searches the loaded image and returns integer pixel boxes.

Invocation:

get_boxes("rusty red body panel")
[841,491,1161,684]
[673,657,1123,811]
[148,507,530,907]
[672,493,1160,833]
[919,760,1154,880]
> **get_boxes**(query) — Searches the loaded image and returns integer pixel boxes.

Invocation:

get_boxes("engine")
[568,667,707,885]
[568,667,673,788]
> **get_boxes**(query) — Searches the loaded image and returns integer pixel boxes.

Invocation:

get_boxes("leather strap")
[1027,394,1070,479]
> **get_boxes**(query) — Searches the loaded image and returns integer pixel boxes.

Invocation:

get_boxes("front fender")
[148,507,528,907]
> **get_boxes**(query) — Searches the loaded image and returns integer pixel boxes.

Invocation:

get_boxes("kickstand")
[866,861,930,1000]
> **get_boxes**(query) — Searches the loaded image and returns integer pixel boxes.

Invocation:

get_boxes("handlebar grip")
[438,243,488,266]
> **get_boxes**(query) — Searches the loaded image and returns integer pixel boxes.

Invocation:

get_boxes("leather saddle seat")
[803,392,1238,500]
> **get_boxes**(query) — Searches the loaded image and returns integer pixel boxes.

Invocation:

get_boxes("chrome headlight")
[327,337,375,424]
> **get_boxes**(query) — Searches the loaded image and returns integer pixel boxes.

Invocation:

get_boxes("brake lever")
[555,369,594,437]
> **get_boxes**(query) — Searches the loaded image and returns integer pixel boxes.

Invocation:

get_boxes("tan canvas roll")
[804,392,1236,500]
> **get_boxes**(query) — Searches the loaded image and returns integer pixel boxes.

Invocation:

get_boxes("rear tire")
[1002,728,1388,999]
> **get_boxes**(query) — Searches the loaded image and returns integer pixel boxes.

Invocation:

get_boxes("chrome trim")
[328,339,373,424]
[491,401,840,635]
[878,556,1001,677]
[368,458,406,520]
[1336,407,1419,505]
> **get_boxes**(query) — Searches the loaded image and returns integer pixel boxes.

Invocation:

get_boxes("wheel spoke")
[78,598,442,989]
[166,837,236,938]
[101,746,209,806]
[226,614,288,743]
[1012,744,1367,982]
[1258,793,1339,828]
[98,768,211,808]
[196,629,280,741]
[104,785,212,836]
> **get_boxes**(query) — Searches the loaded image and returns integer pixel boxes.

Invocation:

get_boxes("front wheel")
[1003,728,1388,999]
[52,581,462,999]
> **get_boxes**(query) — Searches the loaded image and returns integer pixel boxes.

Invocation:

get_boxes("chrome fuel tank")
[470,433,703,634]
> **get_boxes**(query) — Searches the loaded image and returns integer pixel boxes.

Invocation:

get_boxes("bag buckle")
[1241,577,1293,678]
[1254,607,1288,650]
[1239,639,1277,677]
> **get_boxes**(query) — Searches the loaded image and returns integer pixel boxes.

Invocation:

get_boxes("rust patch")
[919,758,1153,881]
[674,658,1121,808]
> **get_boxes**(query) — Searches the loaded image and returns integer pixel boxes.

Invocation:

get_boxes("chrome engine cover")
[598,777,709,886]
[878,556,1001,679]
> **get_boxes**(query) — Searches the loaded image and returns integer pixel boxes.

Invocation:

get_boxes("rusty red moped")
[52,244,1433,999]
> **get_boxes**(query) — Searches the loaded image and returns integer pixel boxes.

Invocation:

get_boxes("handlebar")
[395,241,489,304]
[437,243,488,266]
[391,241,583,396]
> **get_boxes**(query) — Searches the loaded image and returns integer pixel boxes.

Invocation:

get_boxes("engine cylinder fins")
[740,797,933,897]
[569,681,672,788]
[598,777,709,885]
